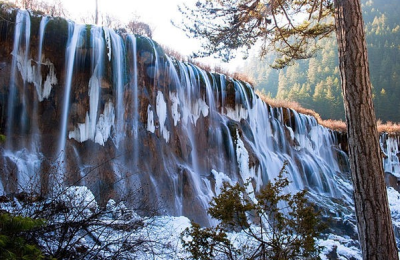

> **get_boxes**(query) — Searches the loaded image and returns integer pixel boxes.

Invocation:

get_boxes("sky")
[50,0,243,71]
[9,0,243,71]
[62,0,200,57]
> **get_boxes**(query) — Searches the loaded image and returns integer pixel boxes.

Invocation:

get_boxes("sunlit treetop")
[176,0,335,68]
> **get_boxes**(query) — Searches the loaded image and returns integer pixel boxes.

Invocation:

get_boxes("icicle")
[147,105,156,133]
[156,91,170,142]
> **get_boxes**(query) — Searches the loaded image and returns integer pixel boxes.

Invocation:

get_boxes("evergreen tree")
[242,0,400,122]
[182,164,325,260]
[0,213,45,260]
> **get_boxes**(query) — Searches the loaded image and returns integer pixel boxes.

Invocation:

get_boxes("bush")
[182,162,326,259]
[0,212,45,260]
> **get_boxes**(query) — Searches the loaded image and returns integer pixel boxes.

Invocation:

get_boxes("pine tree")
[182,163,326,260]
[0,213,45,260]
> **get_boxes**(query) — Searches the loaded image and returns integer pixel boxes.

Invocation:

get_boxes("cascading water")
[126,34,139,168]
[34,16,51,101]
[68,25,105,143]
[30,16,49,151]
[2,10,41,194]
[381,134,400,176]
[3,9,397,230]
[104,28,126,148]
[6,9,30,150]
[58,22,85,157]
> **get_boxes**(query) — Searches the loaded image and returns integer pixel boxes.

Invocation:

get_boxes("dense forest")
[243,0,400,122]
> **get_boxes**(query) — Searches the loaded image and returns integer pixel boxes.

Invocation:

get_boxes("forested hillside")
[243,0,400,121]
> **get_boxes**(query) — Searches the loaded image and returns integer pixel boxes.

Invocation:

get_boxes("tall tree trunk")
[334,0,398,259]
[95,0,99,25]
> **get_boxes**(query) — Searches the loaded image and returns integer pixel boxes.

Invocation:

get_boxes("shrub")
[182,162,326,259]
[0,212,45,260]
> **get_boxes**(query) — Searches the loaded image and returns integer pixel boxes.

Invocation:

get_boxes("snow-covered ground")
[3,185,400,259]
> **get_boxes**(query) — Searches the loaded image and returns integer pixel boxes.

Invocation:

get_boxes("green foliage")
[176,0,334,65]
[0,134,5,143]
[244,0,400,122]
[182,163,326,259]
[181,222,240,260]
[0,213,46,260]
[208,183,252,230]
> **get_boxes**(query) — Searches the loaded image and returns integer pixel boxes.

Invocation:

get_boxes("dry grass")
[231,72,255,85]
[190,59,214,73]
[161,47,400,134]
[257,90,400,134]
[256,90,323,122]
[160,44,188,62]
[319,119,347,132]
[160,46,256,85]
[377,120,400,134]
[257,90,344,132]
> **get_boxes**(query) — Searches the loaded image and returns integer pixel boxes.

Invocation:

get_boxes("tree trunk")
[333,0,398,259]
[95,0,99,25]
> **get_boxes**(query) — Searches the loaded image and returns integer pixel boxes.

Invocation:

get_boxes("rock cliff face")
[0,6,399,227]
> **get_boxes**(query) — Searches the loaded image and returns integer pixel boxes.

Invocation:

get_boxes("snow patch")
[106,199,141,221]
[318,235,362,260]
[388,187,400,229]
[0,191,368,260]
[60,186,98,210]
[58,186,98,220]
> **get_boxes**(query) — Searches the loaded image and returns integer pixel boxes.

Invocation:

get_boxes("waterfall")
[68,25,106,143]
[0,10,381,227]
[127,34,139,166]
[58,23,85,158]
[104,28,126,147]
[1,10,44,193]
[30,16,50,150]
[34,16,51,101]
[6,9,30,149]
[381,134,400,176]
